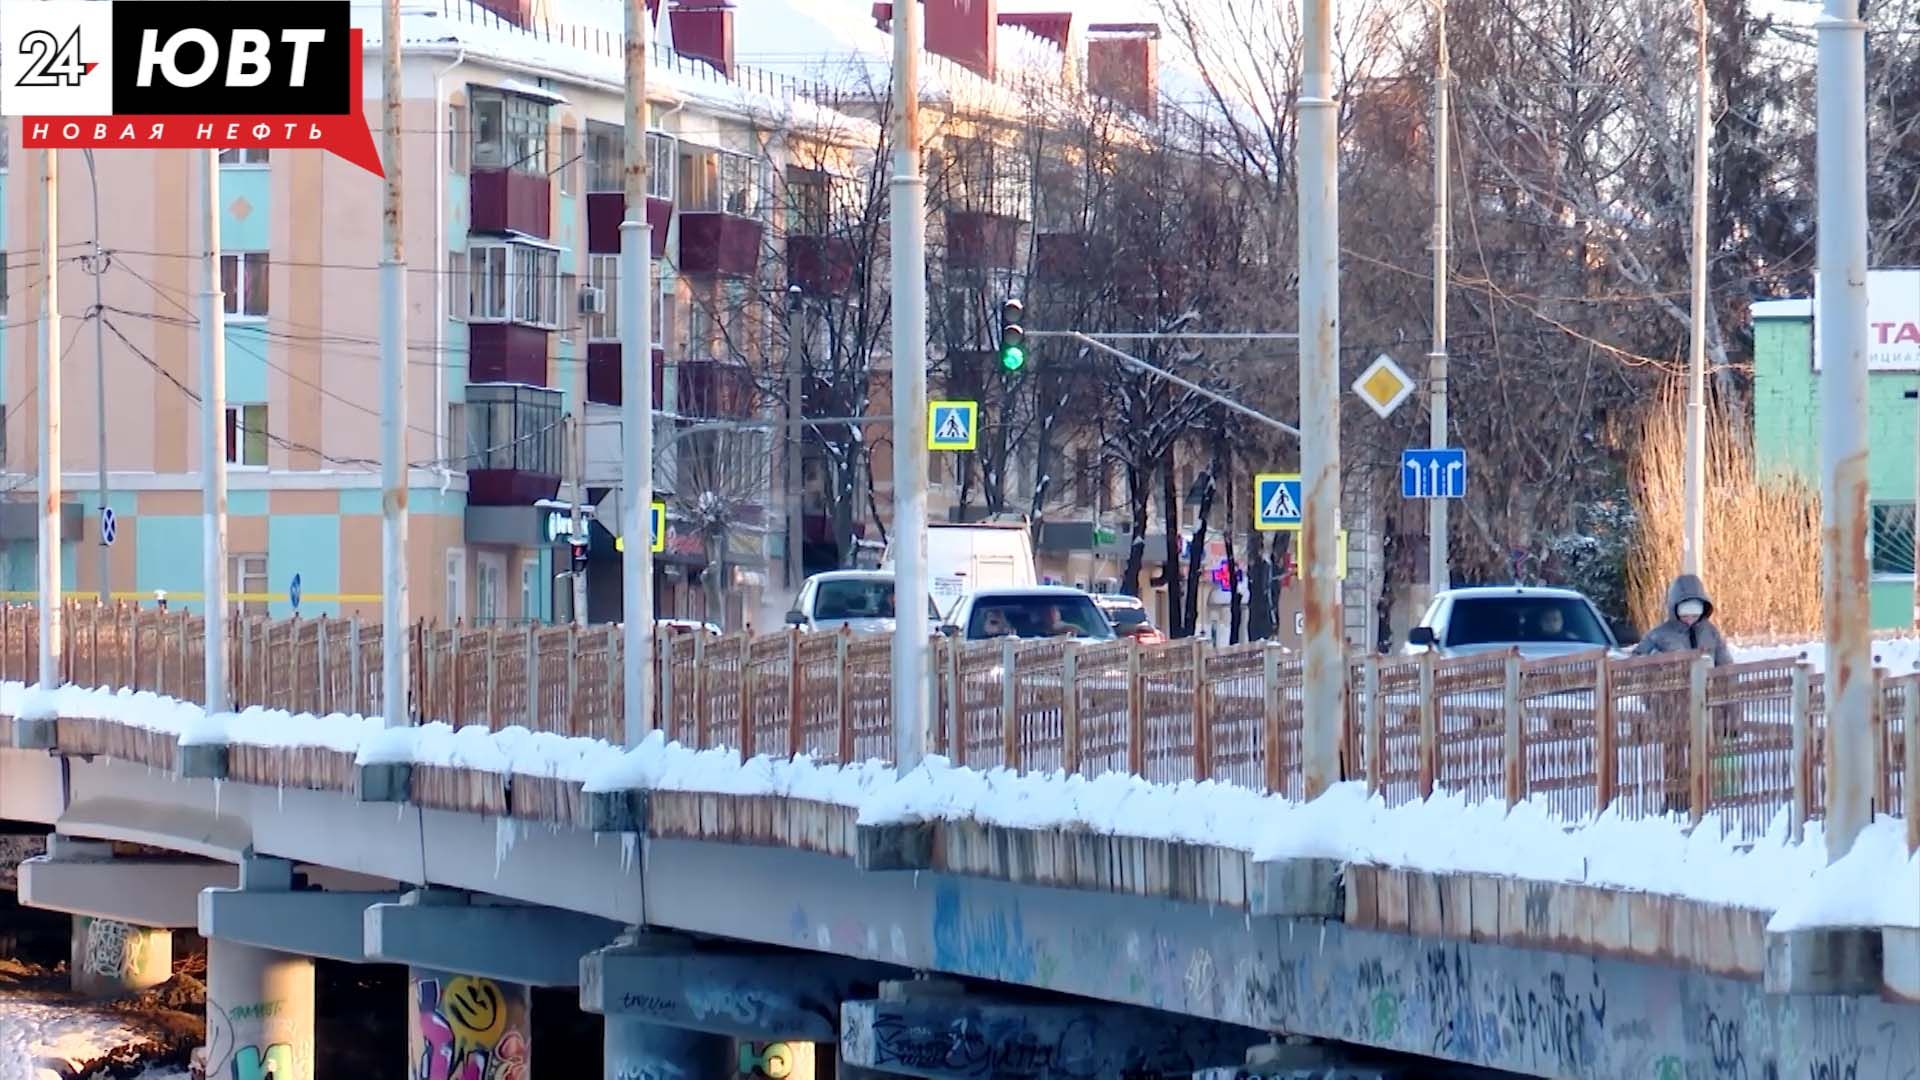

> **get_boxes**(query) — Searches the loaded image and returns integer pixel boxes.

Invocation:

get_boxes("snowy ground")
[6,680,1916,935]
[1731,634,1920,673]
[0,993,181,1080]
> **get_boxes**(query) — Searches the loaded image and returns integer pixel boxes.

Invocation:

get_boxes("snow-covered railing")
[5,602,1916,850]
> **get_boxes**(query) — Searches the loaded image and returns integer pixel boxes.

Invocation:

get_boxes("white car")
[1405,586,1624,660]
[785,570,940,636]
[942,586,1118,642]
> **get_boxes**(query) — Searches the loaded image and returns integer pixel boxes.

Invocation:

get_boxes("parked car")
[1404,586,1623,660]
[785,570,940,636]
[657,618,722,636]
[942,587,1118,642]
[1092,594,1166,644]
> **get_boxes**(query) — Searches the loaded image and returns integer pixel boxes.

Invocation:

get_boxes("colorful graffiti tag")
[411,975,530,1080]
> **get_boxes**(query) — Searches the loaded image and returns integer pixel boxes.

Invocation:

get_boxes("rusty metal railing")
[10,602,1917,850]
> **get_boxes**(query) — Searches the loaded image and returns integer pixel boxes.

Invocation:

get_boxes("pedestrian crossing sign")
[614,500,668,554]
[1254,473,1303,531]
[928,400,978,451]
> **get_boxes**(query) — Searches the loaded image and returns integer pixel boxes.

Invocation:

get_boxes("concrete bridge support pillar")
[604,1016,731,1080]
[204,939,316,1080]
[408,966,533,1080]
[69,916,172,998]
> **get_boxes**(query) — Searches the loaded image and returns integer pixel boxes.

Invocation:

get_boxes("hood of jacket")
[1666,573,1714,620]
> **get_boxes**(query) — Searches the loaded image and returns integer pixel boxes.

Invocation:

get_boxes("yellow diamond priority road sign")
[1352,353,1414,419]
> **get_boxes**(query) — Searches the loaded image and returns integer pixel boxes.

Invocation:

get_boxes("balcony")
[677,212,764,277]
[468,323,550,386]
[585,342,667,407]
[945,210,1022,270]
[464,384,564,507]
[471,168,552,238]
[786,235,857,297]
[676,359,755,420]
[585,192,673,258]
[1034,232,1093,279]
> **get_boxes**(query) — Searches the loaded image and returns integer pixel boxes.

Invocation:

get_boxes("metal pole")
[1817,0,1872,862]
[620,0,657,747]
[36,148,61,689]
[1682,0,1710,576]
[199,151,229,714]
[785,285,805,595]
[1427,0,1451,597]
[379,0,410,727]
[571,396,588,626]
[1037,331,1300,437]
[1298,0,1344,799]
[889,0,931,774]
[84,150,109,604]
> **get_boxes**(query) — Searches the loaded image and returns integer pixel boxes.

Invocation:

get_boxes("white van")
[882,520,1038,617]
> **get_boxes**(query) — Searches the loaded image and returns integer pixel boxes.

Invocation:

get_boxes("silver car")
[786,570,940,636]
[1404,585,1623,660]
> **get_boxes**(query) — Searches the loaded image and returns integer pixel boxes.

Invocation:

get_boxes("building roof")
[1752,298,1814,320]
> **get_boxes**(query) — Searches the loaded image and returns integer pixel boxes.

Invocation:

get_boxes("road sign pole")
[200,148,229,714]
[37,146,61,690]
[889,0,931,776]
[1817,0,1872,864]
[1428,0,1452,597]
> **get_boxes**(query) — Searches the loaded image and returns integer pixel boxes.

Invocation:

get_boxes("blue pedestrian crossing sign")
[614,500,669,554]
[928,400,978,451]
[99,506,116,547]
[1254,473,1303,531]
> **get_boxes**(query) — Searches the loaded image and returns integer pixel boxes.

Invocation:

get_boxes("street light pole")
[889,0,931,774]
[83,150,109,605]
[36,147,61,689]
[1427,0,1451,597]
[1817,0,1872,863]
[1682,0,1710,577]
[378,0,410,728]
[620,0,658,747]
[1298,0,1345,799]
[785,285,805,596]
[199,150,229,714]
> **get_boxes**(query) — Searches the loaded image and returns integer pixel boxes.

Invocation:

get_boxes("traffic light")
[570,538,589,574]
[998,298,1026,373]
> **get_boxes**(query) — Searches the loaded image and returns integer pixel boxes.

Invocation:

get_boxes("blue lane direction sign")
[1402,448,1467,499]
[928,400,979,451]
[99,506,116,547]
[1253,473,1303,531]
[289,573,303,613]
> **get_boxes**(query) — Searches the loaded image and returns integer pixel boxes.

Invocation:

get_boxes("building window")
[558,271,576,342]
[520,559,538,623]
[648,132,674,200]
[446,548,467,625]
[0,123,9,171]
[447,251,468,320]
[219,147,269,166]
[585,124,675,198]
[448,103,469,174]
[1871,502,1916,577]
[469,87,550,175]
[558,124,578,195]
[226,404,268,466]
[679,145,764,215]
[586,254,619,341]
[1,252,8,316]
[651,261,665,348]
[787,168,857,235]
[230,554,268,617]
[466,241,560,327]
[221,252,269,318]
[465,384,564,475]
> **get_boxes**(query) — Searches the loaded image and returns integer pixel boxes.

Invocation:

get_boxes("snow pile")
[1730,635,1920,674]
[582,729,896,804]
[1768,819,1920,931]
[1,683,201,732]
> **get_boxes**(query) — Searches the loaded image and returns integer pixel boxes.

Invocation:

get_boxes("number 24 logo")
[17,28,90,88]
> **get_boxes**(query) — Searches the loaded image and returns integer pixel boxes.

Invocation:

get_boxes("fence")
[5,603,1915,848]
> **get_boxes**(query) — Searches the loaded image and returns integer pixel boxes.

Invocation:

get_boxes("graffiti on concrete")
[737,1041,810,1079]
[931,884,1041,985]
[844,1000,1253,1080]
[411,975,529,1080]
[205,998,312,1080]
[229,1042,294,1080]
[78,917,146,980]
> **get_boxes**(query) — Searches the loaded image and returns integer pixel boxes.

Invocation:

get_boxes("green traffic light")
[1000,344,1027,372]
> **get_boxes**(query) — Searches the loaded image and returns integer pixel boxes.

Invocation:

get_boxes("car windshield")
[1100,604,1151,630]
[968,595,1116,640]
[1445,596,1609,647]
[813,579,937,620]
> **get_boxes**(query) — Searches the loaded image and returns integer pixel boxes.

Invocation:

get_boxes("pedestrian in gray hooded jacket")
[1632,572,1732,665]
